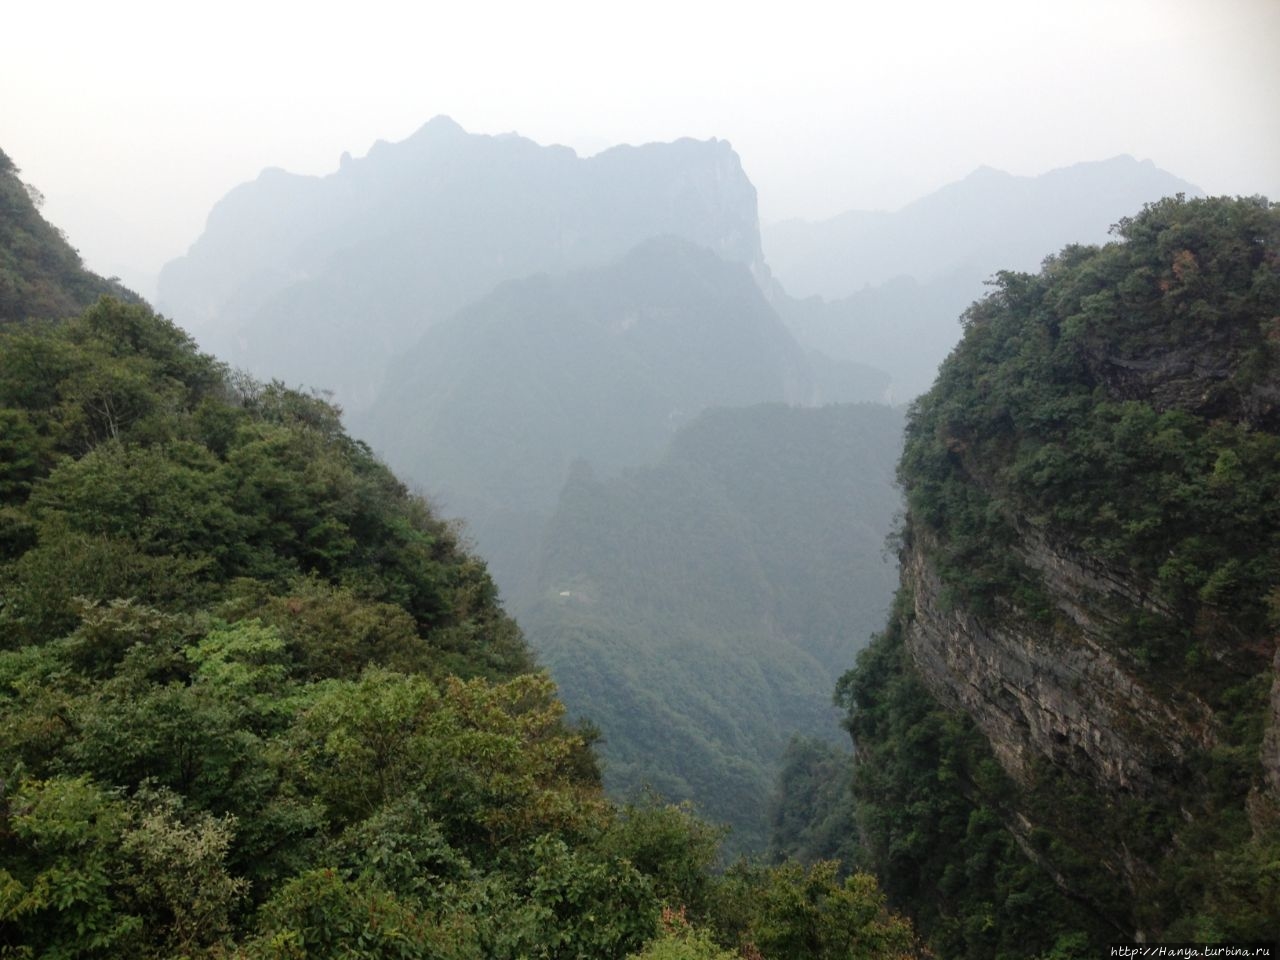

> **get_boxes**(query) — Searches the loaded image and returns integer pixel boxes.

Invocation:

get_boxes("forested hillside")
[0,162,919,956]
[522,403,902,852]
[0,296,922,959]
[840,195,1280,956]
[0,148,138,323]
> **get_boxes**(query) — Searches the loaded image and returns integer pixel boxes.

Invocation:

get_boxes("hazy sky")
[4,0,1278,299]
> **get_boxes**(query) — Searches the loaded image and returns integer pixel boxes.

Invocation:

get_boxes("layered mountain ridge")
[765,155,1202,299]
[158,117,766,410]
[354,236,816,589]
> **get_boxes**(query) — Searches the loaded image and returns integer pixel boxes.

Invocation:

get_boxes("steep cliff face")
[844,195,1280,951]
[901,532,1216,796]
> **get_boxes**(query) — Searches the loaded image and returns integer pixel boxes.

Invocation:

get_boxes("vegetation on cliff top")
[0,149,139,323]
[842,195,1280,954]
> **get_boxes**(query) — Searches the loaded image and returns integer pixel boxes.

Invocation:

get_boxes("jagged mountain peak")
[157,119,765,412]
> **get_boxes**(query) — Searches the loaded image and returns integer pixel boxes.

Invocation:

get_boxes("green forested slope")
[840,195,1280,956]
[0,296,917,956]
[523,403,902,853]
[0,142,929,957]
[0,149,139,323]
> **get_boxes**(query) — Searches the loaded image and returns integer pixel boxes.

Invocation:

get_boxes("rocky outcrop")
[901,533,1215,795]
[1082,321,1280,430]
[848,195,1279,947]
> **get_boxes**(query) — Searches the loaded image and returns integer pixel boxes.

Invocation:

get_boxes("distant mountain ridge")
[767,157,1203,400]
[157,116,765,410]
[765,155,1202,299]
[353,236,817,596]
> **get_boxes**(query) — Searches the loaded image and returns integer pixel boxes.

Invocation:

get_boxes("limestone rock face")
[901,534,1216,795]
[1080,322,1280,430]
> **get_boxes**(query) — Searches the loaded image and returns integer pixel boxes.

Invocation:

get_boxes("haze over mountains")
[6,94,1277,955]
[765,156,1202,299]
[142,118,1217,853]
[354,237,817,592]
[767,155,1202,398]
[158,116,764,411]
[522,402,903,852]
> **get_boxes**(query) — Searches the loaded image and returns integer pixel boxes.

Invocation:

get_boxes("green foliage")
[842,196,1280,951]
[626,909,737,960]
[709,860,918,960]
[0,776,142,958]
[836,610,1108,959]
[0,776,248,959]
[595,797,725,919]
[0,297,919,956]
[765,736,857,866]
[240,868,468,960]
[0,157,140,324]
[286,669,608,853]
[903,196,1280,638]
[0,299,532,679]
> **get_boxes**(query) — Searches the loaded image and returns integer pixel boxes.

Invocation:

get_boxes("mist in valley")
[2,2,1278,954]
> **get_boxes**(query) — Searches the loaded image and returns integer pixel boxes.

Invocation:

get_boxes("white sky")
[4,0,1278,299]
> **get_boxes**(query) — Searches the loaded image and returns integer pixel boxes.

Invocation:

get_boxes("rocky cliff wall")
[900,532,1218,796]
[847,197,1280,944]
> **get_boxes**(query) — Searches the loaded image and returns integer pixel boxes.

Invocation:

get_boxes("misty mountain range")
[150,118,1202,849]
[158,116,764,411]
[764,155,1202,299]
[765,155,1202,398]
